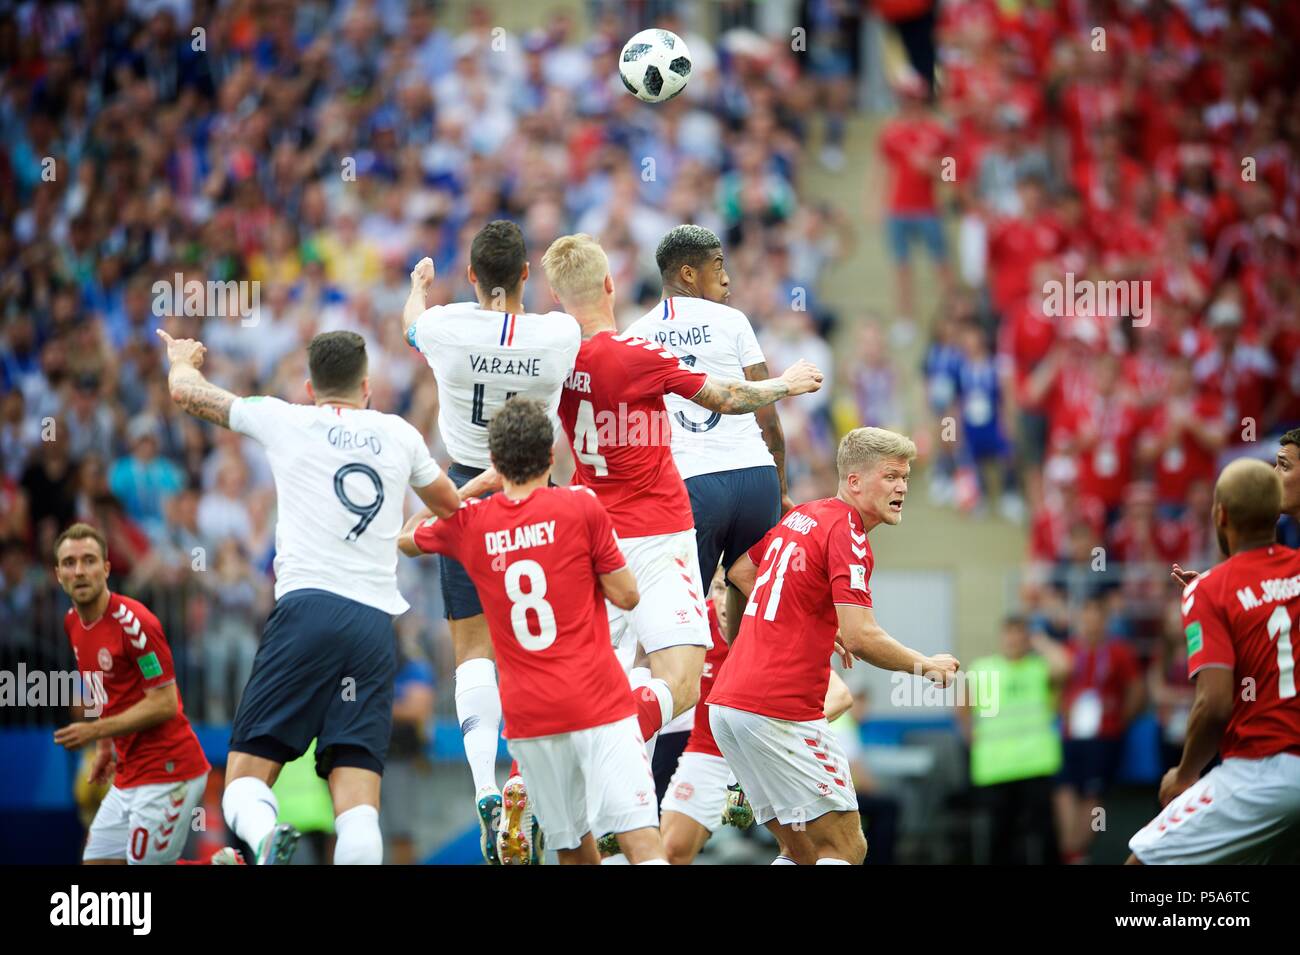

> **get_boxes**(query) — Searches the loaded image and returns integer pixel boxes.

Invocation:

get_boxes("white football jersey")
[229,397,443,614]
[408,303,581,468]
[625,296,775,480]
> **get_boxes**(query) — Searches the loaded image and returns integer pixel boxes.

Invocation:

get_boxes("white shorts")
[83,773,208,864]
[661,751,730,833]
[709,705,857,827]
[1128,752,1300,864]
[608,529,710,660]
[506,716,659,852]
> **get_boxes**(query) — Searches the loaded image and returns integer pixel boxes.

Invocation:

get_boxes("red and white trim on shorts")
[803,735,849,790]
[673,555,705,620]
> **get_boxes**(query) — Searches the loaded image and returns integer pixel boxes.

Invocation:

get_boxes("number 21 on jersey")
[744,536,800,622]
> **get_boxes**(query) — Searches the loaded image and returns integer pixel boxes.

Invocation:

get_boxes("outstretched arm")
[157,329,238,428]
[689,358,823,416]
[835,603,961,685]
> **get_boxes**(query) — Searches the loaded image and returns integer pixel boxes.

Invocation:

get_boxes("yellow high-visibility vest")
[968,654,1062,787]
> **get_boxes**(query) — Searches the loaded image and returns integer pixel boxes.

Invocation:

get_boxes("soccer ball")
[618,28,692,103]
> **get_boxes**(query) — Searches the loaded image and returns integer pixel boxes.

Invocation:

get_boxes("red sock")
[633,686,665,740]
[509,759,520,778]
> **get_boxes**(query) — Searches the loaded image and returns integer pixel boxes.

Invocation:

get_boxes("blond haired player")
[711,427,960,864]
[536,233,824,765]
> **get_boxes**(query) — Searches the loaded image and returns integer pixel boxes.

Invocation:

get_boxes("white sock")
[222,777,278,857]
[636,859,669,865]
[815,858,851,865]
[771,855,798,865]
[600,853,630,865]
[455,658,502,793]
[334,805,382,865]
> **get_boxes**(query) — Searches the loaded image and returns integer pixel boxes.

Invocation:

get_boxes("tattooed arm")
[156,329,238,428]
[748,361,792,511]
[688,358,822,416]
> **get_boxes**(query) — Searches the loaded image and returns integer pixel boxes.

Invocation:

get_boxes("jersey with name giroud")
[229,398,443,614]
[412,486,635,738]
[65,593,210,787]
[624,296,775,480]
[709,497,873,722]
[558,330,708,538]
[408,302,582,468]
[1181,543,1300,760]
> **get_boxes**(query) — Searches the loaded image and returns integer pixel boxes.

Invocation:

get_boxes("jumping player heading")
[402,220,581,863]
[625,225,795,629]
[537,233,824,758]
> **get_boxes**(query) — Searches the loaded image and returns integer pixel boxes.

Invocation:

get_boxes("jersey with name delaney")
[484,520,557,555]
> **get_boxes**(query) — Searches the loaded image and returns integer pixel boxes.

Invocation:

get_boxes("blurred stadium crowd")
[2,0,1299,863]
[0,0,858,724]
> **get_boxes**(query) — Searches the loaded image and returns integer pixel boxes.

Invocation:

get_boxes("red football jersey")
[413,485,635,738]
[709,497,873,722]
[557,331,707,538]
[685,600,728,758]
[64,593,209,788]
[1182,544,1300,761]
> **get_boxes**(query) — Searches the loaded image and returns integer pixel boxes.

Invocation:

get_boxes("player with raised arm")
[159,328,461,865]
[709,427,960,864]
[403,220,581,863]
[399,398,666,864]
[52,522,227,864]
[1128,458,1300,864]
[537,233,824,765]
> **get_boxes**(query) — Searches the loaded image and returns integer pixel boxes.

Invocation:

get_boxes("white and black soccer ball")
[618,28,692,103]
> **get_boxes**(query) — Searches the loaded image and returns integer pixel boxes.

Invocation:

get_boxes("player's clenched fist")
[780,358,824,396]
[922,653,961,687]
[156,329,206,368]
[411,256,435,292]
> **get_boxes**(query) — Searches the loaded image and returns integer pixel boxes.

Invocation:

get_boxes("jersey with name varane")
[709,497,873,722]
[408,302,581,468]
[65,593,209,787]
[229,397,443,614]
[1182,544,1300,760]
[625,296,774,480]
[412,486,634,738]
[558,330,708,538]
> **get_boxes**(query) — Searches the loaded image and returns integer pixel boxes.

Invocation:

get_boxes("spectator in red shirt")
[985,174,1066,319]
[1193,297,1277,443]
[876,74,953,323]
[1056,352,1142,519]
[1139,356,1226,515]
[1055,595,1146,863]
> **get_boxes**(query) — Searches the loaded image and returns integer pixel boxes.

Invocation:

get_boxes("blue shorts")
[1059,737,1124,798]
[230,589,397,779]
[440,462,490,620]
[685,465,782,582]
[886,214,947,264]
